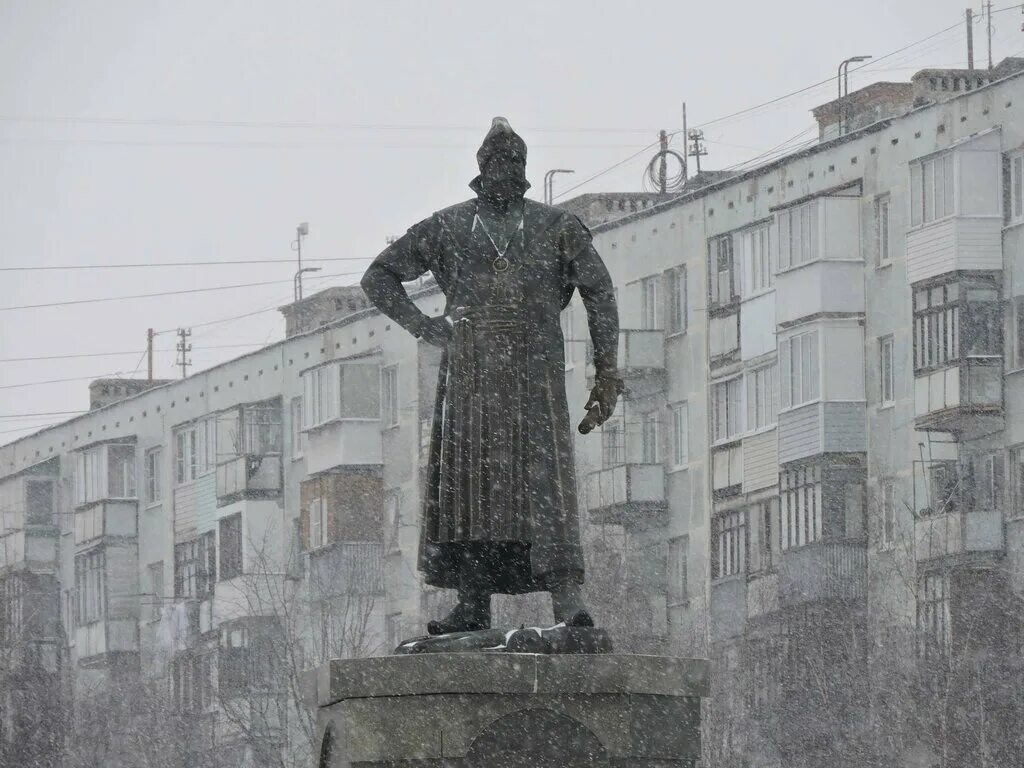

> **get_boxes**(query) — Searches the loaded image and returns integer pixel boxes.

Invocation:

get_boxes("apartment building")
[1,61,1023,767]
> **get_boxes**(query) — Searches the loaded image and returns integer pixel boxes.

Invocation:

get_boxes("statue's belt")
[449,303,559,329]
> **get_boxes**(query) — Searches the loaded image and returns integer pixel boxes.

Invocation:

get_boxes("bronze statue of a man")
[361,117,622,635]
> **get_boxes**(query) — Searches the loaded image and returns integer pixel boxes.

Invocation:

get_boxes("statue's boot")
[427,591,491,635]
[550,579,594,628]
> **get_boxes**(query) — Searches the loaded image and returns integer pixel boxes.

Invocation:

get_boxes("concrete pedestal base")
[307,653,708,767]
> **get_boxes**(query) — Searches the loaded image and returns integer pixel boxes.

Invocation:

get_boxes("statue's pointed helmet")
[476,116,527,171]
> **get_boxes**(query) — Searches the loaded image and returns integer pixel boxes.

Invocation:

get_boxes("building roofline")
[590,65,1024,236]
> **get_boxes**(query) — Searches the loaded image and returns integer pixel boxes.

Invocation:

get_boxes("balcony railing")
[585,463,666,526]
[915,509,1004,562]
[308,541,385,596]
[216,454,283,502]
[914,358,1002,431]
[587,329,665,379]
[777,540,867,608]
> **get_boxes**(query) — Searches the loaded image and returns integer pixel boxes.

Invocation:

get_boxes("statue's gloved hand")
[413,315,453,348]
[578,374,625,434]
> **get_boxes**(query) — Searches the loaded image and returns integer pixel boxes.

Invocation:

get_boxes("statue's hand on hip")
[578,375,624,434]
[414,316,453,348]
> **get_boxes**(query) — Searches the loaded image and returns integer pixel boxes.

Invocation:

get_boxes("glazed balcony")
[585,463,666,527]
[913,358,1002,432]
[777,540,867,608]
[308,541,385,597]
[586,329,665,395]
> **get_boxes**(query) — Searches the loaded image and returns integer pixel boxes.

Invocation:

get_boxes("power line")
[0,257,370,272]
[551,140,662,201]
[0,342,266,363]
[0,115,657,134]
[0,270,359,311]
[0,372,140,390]
[0,410,85,419]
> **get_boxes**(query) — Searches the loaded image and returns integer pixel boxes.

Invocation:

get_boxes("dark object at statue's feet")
[427,600,491,635]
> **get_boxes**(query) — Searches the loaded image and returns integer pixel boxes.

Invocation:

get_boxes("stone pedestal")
[307,653,708,767]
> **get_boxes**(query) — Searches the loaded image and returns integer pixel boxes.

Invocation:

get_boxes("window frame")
[1010,445,1024,519]
[639,275,660,330]
[875,194,892,267]
[290,396,304,459]
[918,571,951,659]
[776,200,820,271]
[909,152,956,228]
[1009,150,1023,226]
[75,548,106,625]
[144,446,162,505]
[308,496,326,550]
[640,411,659,464]
[381,365,400,427]
[712,509,748,579]
[779,329,820,411]
[745,363,778,433]
[711,376,743,445]
[741,221,775,297]
[670,402,689,470]
[708,234,738,307]
[666,265,688,334]
[879,335,895,406]
[219,513,243,581]
[880,479,896,548]
[780,465,823,550]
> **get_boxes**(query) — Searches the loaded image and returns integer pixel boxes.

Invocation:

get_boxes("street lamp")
[293,266,321,335]
[837,55,873,135]
[292,222,310,302]
[543,169,575,205]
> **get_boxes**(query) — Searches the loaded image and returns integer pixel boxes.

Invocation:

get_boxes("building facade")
[1,65,1023,767]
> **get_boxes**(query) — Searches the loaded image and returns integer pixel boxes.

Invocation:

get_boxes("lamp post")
[543,169,575,204]
[837,55,873,135]
[292,222,310,302]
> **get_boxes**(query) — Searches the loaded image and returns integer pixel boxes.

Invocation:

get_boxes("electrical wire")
[0,257,370,272]
[0,270,360,311]
[0,343,266,363]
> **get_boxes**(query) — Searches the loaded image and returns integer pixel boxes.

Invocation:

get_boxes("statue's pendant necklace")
[473,210,524,273]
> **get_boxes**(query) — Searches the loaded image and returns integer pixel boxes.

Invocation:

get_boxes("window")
[303,364,337,427]
[671,403,689,468]
[148,562,164,622]
[173,652,213,714]
[667,266,687,333]
[243,402,281,455]
[339,364,382,419]
[876,195,891,265]
[780,465,822,549]
[745,364,778,431]
[1011,446,1024,518]
[309,497,326,550]
[879,335,895,405]
[755,498,779,570]
[561,305,576,366]
[75,443,137,505]
[378,366,399,428]
[709,235,738,306]
[1015,298,1024,369]
[1011,151,1023,224]
[913,280,1001,371]
[972,452,1005,510]
[601,419,625,468]
[174,532,216,599]
[668,535,688,604]
[219,513,243,581]
[75,549,105,624]
[881,480,895,547]
[712,510,748,579]
[910,152,955,226]
[779,330,820,409]
[741,223,774,295]
[291,397,304,459]
[919,572,951,657]
[25,478,54,525]
[641,412,659,464]
[712,377,743,443]
[640,276,660,330]
[144,447,162,504]
[173,417,216,484]
[386,493,401,552]
[777,200,819,269]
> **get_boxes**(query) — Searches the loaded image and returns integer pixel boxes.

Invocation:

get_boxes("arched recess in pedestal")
[466,707,608,765]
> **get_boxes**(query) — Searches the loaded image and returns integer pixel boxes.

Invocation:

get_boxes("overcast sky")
[1,0,1021,444]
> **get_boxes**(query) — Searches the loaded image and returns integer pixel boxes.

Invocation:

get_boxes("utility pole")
[985,0,994,70]
[687,128,707,176]
[175,328,192,379]
[681,103,689,181]
[658,130,668,194]
[146,328,154,382]
[967,8,975,70]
